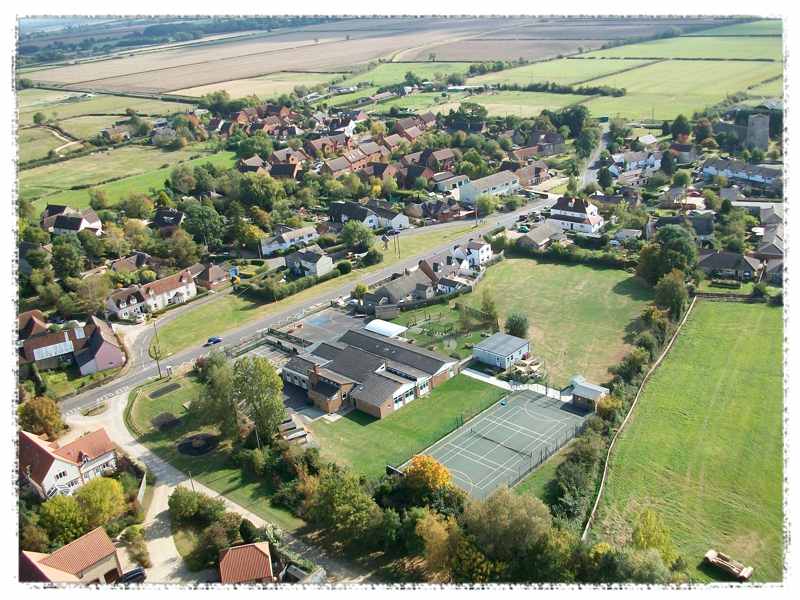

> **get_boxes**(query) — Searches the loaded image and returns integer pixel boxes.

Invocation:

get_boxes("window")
[54,470,67,480]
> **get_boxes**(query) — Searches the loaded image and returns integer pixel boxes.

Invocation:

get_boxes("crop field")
[685,19,782,36]
[170,71,343,99]
[506,17,731,39]
[582,59,782,120]
[401,39,606,62]
[746,77,783,98]
[340,62,472,87]
[466,58,654,86]
[19,143,219,205]
[594,302,783,582]
[310,375,506,479]
[584,35,782,61]
[17,127,71,162]
[27,150,236,212]
[17,90,191,126]
[468,91,588,117]
[464,258,652,387]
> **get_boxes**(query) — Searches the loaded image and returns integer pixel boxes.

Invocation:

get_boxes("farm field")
[29,150,237,212]
[685,19,781,36]
[594,302,783,582]
[340,62,472,87]
[171,71,343,99]
[127,376,304,531]
[584,35,782,61]
[18,127,73,162]
[19,144,224,206]
[582,59,782,120]
[466,58,654,86]
[17,89,191,126]
[468,91,588,117]
[309,375,506,479]
[463,259,653,387]
[151,222,478,357]
[56,115,125,139]
[746,77,783,98]
[400,39,605,62]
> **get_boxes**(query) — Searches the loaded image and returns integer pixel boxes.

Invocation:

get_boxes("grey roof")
[570,375,609,401]
[338,329,452,376]
[375,270,431,303]
[325,346,385,382]
[470,170,519,190]
[698,251,760,272]
[474,332,529,357]
[351,372,405,406]
[523,221,565,246]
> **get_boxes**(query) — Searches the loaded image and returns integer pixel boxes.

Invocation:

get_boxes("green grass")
[686,19,782,37]
[151,222,478,357]
[467,58,653,86]
[696,280,781,296]
[25,149,236,212]
[57,115,126,139]
[468,91,588,117]
[582,59,782,120]
[371,92,467,114]
[128,376,304,532]
[595,302,783,582]
[18,127,72,162]
[514,441,573,504]
[584,36,782,61]
[318,86,380,107]
[309,375,506,478]
[341,62,472,87]
[464,259,653,387]
[746,78,783,98]
[40,366,121,400]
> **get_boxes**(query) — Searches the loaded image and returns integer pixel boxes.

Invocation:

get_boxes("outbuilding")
[568,375,609,411]
[473,332,529,369]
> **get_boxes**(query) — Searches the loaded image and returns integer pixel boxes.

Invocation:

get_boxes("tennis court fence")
[504,420,589,488]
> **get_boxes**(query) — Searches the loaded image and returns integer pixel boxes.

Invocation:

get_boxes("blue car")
[205,336,223,346]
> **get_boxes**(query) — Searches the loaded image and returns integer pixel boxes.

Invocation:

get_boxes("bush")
[239,519,264,544]
[362,248,383,266]
[168,487,200,524]
[336,260,352,274]
[752,282,768,298]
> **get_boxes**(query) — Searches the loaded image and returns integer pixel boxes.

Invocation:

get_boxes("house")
[614,228,643,242]
[418,148,458,171]
[568,375,609,412]
[432,171,469,193]
[109,251,150,274]
[669,142,697,164]
[638,133,659,148]
[19,428,117,498]
[150,208,185,235]
[20,527,122,584]
[269,162,302,180]
[510,146,539,163]
[400,125,423,143]
[18,309,49,340]
[459,171,521,204]
[702,158,782,191]
[697,251,760,281]
[196,264,229,289]
[517,220,566,251]
[660,186,688,209]
[418,251,471,285]
[473,332,529,370]
[322,155,352,178]
[238,154,267,173]
[285,245,334,278]
[753,223,783,260]
[652,214,715,243]
[549,196,605,234]
[364,269,435,310]
[404,164,435,188]
[359,162,401,185]
[453,239,493,268]
[305,136,336,157]
[610,151,661,174]
[46,207,102,237]
[218,543,276,584]
[512,161,550,187]
[261,225,320,255]
[765,258,783,286]
[328,201,380,229]
[357,140,389,163]
[19,316,125,376]
[268,147,309,165]
[106,268,197,320]
[282,329,458,418]
[365,199,410,230]
[382,133,405,153]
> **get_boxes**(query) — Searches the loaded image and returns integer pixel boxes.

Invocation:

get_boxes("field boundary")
[580,295,698,541]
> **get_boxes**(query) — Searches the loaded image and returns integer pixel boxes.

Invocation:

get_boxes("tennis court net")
[469,428,533,459]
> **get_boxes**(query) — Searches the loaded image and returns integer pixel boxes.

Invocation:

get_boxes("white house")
[285,245,334,277]
[453,240,493,268]
[329,201,381,229]
[459,171,521,204]
[19,429,117,499]
[367,201,410,230]
[260,225,319,256]
[702,158,781,190]
[549,196,605,234]
[106,268,197,320]
[47,208,103,237]
[473,332,530,369]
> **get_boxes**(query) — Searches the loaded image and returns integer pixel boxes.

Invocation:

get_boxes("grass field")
[371,92,467,114]
[33,150,237,211]
[309,375,506,478]
[18,127,69,162]
[319,86,380,107]
[686,19,782,37]
[466,58,653,86]
[464,259,653,387]
[128,376,304,531]
[152,222,478,357]
[594,302,783,582]
[584,36,782,61]
[746,77,783,98]
[468,91,587,117]
[514,441,574,503]
[17,89,192,126]
[172,71,343,99]
[340,62,472,87]
[56,115,126,139]
[582,59,782,120]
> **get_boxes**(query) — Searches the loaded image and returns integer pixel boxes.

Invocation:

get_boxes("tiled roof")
[39,527,117,577]
[218,543,274,584]
[54,429,115,464]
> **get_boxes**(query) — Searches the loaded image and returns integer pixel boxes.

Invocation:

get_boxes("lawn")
[172,71,343,99]
[309,375,506,479]
[464,258,653,387]
[371,92,466,114]
[40,366,121,400]
[584,35,782,61]
[127,376,304,532]
[514,441,574,504]
[57,115,127,140]
[594,302,783,582]
[18,126,71,162]
[340,62,472,87]
[318,86,380,107]
[582,59,782,120]
[685,19,782,37]
[152,222,479,357]
[466,58,653,86]
[469,91,588,117]
[696,280,781,297]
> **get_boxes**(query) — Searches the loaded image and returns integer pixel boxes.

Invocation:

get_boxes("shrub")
[362,248,383,266]
[168,487,200,524]
[336,260,352,274]
[752,281,768,298]
[239,519,263,544]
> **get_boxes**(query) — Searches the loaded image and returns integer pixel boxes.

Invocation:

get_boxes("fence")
[136,472,147,505]
[507,420,588,488]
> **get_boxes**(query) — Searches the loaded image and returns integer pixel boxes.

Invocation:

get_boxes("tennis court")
[415,389,590,499]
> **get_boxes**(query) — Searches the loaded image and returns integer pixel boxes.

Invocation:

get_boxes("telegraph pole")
[152,319,163,379]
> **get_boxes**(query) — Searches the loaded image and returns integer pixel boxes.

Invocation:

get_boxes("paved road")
[60,196,556,417]
[580,123,611,189]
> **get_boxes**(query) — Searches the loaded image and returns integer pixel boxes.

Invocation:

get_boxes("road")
[60,195,556,419]
[580,123,611,189]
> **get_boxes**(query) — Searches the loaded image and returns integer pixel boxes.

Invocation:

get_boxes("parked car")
[118,567,147,584]
[205,336,223,346]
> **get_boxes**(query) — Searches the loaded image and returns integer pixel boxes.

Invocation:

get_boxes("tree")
[670,114,690,140]
[654,269,688,320]
[597,167,613,190]
[168,487,200,524]
[404,455,452,497]
[480,289,499,326]
[118,193,155,220]
[693,117,712,143]
[632,508,678,567]
[659,151,675,176]
[33,112,46,125]
[672,170,692,187]
[504,312,529,338]
[162,229,200,267]
[39,496,88,546]
[231,356,285,441]
[75,275,112,315]
[88,188,111,210]
[416,508,459,578]
[103,222,131,258]
[20,521,50,552]
[18,396,63,438]
[476,194,497,217]
[341,220,375,252]
[52,235,85,277]
[184,204,224,248]
[75,477,125,529]
[636,226,697,286]
[351,283,368,307]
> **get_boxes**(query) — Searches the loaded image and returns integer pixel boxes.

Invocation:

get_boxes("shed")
[473,332,529,369]
[568,375,609,411]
